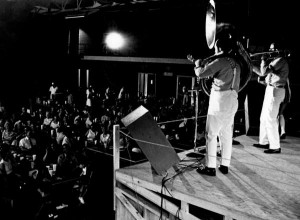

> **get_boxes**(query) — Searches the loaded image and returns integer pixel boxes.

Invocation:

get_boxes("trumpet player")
[194,35,241,176]
[252,41,289,153]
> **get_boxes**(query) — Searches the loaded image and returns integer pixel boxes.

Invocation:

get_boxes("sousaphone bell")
[195,0,253,96]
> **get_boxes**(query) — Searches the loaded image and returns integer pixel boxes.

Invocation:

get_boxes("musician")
[252,41,289,153]
[194,35,241,176]
[278,78,291,139]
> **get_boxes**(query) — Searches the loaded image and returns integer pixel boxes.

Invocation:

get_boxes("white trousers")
[259,85,285,149]
[206,90,238,168]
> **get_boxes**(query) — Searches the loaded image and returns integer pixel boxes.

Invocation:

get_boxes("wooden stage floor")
[115,134,300,220]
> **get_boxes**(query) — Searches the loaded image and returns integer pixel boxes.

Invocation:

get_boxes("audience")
[0,83,198,219]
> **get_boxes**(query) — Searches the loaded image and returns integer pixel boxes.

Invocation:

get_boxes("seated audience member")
[56,127,72,149]
[99,125,111,151]
[0,143,20,202]
[85,123,99,146]
[33,108,44,125]
[117,86,129,104]
[0,144,14,175]
[56,144,80,179]
[20,107,32,124]
[50,115,60,131]
[13,118,24,139]
[42,140,61,165]
[61,115,71,128]
[119,132,130,150]
[85,112,94,129]
[72,113,86,141]
[42,111,53,131]
[19,127,37,154]
[100,112,112,131]
[2,120,18,146]
[50,115,60,138]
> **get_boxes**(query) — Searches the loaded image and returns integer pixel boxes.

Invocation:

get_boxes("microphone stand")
[188,86,200,153]
[186,86,205,159]
[194,88,199,152]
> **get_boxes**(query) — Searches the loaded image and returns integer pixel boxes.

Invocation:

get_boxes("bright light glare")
[105,32,125,50]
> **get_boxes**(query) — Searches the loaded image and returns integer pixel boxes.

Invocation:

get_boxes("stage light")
[105,31,126,50]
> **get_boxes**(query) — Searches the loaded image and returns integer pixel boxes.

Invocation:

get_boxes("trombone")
[250,51,281,57]
[250,50,290,61]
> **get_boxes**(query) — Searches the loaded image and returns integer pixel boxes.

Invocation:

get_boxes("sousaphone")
[206,0,216,50]
[196,0,253,96]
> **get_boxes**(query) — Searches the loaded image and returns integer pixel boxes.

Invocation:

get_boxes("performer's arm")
[194,58,219,79]
[252,65,262,76]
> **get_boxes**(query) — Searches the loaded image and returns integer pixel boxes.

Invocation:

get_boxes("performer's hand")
[194,59,203,68]
[187,54,195,63]
[261,54,269,61]
[252,65,261,75]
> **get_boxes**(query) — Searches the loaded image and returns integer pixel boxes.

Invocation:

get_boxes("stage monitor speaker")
[121,105,180,176]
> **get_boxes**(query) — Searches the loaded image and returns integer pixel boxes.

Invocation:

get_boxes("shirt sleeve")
[270,57,287,76]
[260,57,286,76]
[194,58,222,79]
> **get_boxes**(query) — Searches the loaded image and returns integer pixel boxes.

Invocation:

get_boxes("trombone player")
[252,40,289,153]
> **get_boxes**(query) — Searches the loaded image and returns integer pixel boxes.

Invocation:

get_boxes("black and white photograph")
[0,0,299,219]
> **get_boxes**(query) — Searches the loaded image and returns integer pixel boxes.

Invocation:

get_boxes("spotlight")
[105,31,126,50]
